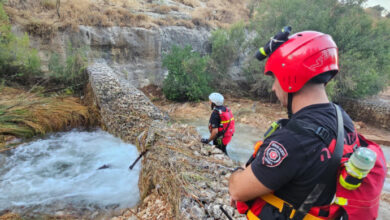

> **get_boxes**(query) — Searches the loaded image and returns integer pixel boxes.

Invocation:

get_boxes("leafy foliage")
[210,22,245,74]
[243,58,274,98]
[248,0,390,99]
[208,22,246,90]
[163,45,212,101]
[48,42,88,93]
[0,3,42,84]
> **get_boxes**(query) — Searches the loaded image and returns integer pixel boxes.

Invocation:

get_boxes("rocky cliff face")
[80,26,211,88]
[88,62,244,219]
[16,25,211,88]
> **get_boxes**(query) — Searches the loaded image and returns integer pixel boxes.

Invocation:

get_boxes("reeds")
[0,87,99,149]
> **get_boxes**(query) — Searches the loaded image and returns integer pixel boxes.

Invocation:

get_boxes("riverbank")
[147,88,390,147]
[2,77,390,219]
[138,85,390,219]
[0,86,100,150]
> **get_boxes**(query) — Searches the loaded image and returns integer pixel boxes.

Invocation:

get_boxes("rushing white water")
[0,129,140,218]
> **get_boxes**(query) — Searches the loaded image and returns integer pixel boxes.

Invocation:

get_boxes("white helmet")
[209,92,224,106]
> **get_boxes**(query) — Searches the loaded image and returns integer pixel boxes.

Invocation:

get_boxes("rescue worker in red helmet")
[201,92,235,155]
[228,27,373,219]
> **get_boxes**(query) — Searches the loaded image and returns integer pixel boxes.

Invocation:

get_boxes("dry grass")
[151,4,180,14]
[138,123,218,217]
[4,0,153,36]
[135,120,237,218]
[175,0,200,8]
[191,0,250,28]
[174,19,195,29]
[0,212,22,220]
[156,18,195,29]
[0,87,100,149]
[24,18,57,39]
[153,5,173,14]
[4,0,250,35]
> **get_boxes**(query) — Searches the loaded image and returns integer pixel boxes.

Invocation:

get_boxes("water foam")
[0,129,140,216]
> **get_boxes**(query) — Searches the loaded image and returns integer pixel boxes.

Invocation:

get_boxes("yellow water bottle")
[339,147,377,190]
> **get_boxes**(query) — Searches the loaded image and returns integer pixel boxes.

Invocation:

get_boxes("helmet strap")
[211,103,216,110]
[287,93,293,119]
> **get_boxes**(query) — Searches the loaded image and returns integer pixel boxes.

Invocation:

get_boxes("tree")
[247,0,390,99]
[163,45,212,101]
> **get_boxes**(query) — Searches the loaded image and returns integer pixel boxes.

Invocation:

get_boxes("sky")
[364,0,390,13]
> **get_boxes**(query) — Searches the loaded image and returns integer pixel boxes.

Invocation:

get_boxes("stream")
[191,119,390,192]
[1,122,389,219]
[0,129,140,218]
[184,119,265,163]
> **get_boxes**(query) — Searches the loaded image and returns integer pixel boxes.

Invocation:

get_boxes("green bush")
[243,58,274,98]
[210,22,246,74]
[248,0,390,99]
[208,22,246,90]
[48,42,88,93]
[0,3,42,84]
[163,45,212,101]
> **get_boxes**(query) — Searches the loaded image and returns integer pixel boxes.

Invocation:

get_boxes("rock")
[80,26,211,88]
[200,145,212,155]
[199,190,217,203]
[211,147,223,154]
[209,204,223,218]
[55,211,64,216]
[198,182,207,189]
[190,205,205,218]
[215,198,224,204]
[87,62,166,142]
[213,154,227,160]
[339,98,390,130]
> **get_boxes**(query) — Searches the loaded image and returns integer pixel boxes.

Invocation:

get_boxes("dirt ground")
[141,85,390,146]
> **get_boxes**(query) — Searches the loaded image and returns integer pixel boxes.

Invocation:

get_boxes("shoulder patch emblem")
[262,141,288,167]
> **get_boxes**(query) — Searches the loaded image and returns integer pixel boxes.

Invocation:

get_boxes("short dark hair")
[309,70,337,84]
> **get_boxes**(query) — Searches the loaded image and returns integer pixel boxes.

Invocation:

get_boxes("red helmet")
[264,31,339,93]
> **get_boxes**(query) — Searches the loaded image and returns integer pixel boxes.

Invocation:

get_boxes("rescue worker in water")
[200,92,235,155]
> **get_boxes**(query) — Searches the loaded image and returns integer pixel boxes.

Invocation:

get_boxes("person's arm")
[208,128,218,142]
[229,165,272,202]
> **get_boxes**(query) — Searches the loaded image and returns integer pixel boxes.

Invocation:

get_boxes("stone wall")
[87,62,244,219]
[339,98,390,130]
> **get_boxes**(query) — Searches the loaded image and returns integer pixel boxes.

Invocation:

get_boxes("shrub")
[210,22,245,74]
[248,0,390,99]
[48,42,88,93]
[0,3,42,85]
[209,22,246,91]
[163,45,212,101]
[243,58,274,98]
